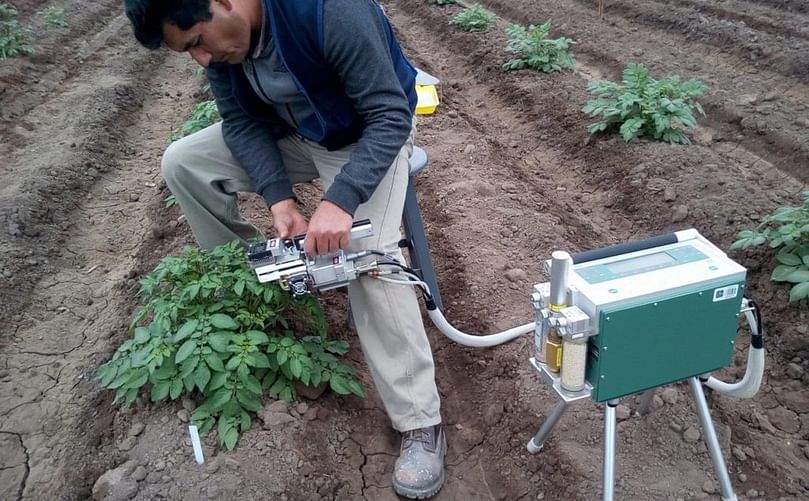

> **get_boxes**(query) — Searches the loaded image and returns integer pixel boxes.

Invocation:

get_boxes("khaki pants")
[161,122,441,431]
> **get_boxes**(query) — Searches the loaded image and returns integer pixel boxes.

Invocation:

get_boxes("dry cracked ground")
[1,0,808,500]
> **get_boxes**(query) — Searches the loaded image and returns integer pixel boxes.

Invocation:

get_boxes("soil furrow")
[2,0,808,500]
[448,0,809,183]
[0,18,168,327]
[0,28,199,497]
[664,0,809,41]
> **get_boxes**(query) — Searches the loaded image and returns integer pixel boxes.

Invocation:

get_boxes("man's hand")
[270,199,308,239]
[304,201,353,256]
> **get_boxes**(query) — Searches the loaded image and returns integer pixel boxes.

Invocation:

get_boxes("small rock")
[786,363,804,379]
[504,268,528,283]
[754,412,777,434]
[669,422,683,433]
[296,402,309,415]
[153,460,166,472]
[661,387,678,405]
[463,144,475,155]
[736,94,757,106]
[128,423,145,437]
[483,403,504,426]
[117,436,137,452]
[205,461,220,474]
[131,466,148,482]
[702,479,716,494]
[92,460,138,500]
[683,426,701,443]
[145,471,162,484]
[224,458,240,470]
[262,412,296,429]
[182,398,196,412]
[663,186,677,202]
[766,406,799,433]
[631,48,643,56]
[671,205,689,223]
[732,446,747,461]
[177,409,190,423]
[265,400,289,413]
[303,407,319,421]
[739,473,748,483]
[616,405,631,421]
[746,489,759,498]
[128,193,140,202]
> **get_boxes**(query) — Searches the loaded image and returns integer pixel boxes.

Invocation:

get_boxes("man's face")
[163,0,251,67]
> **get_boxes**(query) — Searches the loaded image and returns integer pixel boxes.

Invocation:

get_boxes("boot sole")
[392,470,445,499]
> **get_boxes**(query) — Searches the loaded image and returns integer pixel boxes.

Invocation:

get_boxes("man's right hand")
[270,199,308,239]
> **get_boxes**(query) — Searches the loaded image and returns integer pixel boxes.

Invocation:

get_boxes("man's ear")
[213,0,234,11]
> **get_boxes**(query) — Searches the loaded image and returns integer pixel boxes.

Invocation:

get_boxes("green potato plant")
[0,4,34,58]
[40,6,67,28]
[97,241,364,449]
[732,192,809,303]
[450,4,498,33]
[582,63,707,144]
[502,20,575,73]
[170,100,221,142]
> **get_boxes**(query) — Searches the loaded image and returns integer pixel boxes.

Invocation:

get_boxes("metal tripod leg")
[688,378,738,501]
[603,400,618,501]
[526,399,568,453]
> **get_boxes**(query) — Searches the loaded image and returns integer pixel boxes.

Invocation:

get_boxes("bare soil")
[1,0,808,500]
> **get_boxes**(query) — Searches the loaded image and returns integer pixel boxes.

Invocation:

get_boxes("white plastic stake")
[188,425,205,464]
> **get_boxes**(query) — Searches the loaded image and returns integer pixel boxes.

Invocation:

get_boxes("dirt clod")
[660,387,678,405]
[128,423,145,437]
[786,363,804,379]
[683,427,701,443]
[92,460,138,501]
[766,407,800,433]
[131,467,148,482]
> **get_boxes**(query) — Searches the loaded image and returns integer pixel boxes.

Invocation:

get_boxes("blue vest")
[226,0,417,151]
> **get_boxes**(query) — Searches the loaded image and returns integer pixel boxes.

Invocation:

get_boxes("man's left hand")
[304,201,353,256]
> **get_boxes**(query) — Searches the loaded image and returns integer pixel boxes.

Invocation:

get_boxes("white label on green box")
[712,284,739,302]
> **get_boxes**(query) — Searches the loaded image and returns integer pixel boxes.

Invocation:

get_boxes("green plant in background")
[0,3,34,58]
[169,100,220,142]
[96,241,364,449]
[731,192,809,303]
[428,0,456,5]
[502,20,575,73]
[39,6,67,27]
[450,4,498,33]
[582,63,707,144]
[164,194,177,208]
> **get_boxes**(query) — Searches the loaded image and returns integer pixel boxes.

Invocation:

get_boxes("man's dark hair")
[125,0,213,49]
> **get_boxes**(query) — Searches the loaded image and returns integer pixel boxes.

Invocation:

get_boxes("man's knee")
[161,138,194,189]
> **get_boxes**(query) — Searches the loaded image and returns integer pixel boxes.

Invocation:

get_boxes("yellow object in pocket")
[415,84,439,115]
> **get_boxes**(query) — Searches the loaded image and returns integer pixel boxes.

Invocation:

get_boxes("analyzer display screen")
[604,252,676,275]
[575,244,708,284]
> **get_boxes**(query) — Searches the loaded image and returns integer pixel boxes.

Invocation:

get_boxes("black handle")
[572,233,679,264]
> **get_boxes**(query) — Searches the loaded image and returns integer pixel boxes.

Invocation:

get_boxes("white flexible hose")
[705,306,765,399]
[427,308,535,348]
[371,273,535,347]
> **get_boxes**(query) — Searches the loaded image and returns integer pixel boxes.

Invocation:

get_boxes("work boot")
[392,424,447,499]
